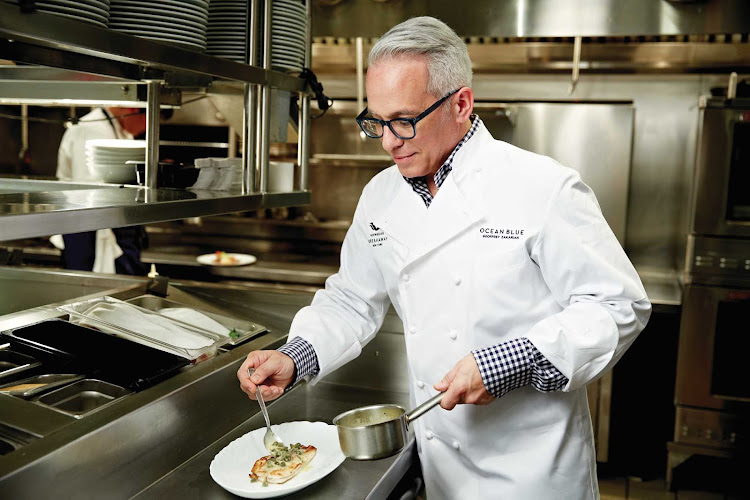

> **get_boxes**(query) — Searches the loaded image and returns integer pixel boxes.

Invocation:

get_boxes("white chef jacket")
[287,121,651,499]
[56,107,132,182]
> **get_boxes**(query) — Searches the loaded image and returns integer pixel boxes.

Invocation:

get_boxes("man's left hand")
[434,354,495,410]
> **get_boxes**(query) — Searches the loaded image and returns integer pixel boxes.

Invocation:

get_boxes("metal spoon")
[248,368,285,452]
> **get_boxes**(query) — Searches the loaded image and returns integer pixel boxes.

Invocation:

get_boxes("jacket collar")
[379,121,494,268]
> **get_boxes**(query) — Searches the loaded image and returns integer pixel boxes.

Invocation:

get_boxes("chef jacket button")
[425,430,434,440]
[402,273,410,282]
[409,326,417,335]
[417,381,425,388]
[474,167,481,173]
[454,276,461,286]
[452,440,461,450]
[449,329,458,340]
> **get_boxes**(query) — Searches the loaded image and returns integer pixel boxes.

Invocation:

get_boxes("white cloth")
[56,107,132,182]
[92,229,123,274]
[158,308,230,336]
[49,229,124,274]
[72,302,214,352]
[286,122,651,499]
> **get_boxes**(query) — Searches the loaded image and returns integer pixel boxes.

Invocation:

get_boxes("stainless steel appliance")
[691,97,750,238]
[668,97,750,492]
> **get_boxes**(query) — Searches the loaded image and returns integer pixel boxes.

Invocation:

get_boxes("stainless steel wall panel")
[477,102,634,245]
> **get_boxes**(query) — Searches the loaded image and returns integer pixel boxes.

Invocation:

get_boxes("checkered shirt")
[403,114,481,208]
[472,338,568,397]
[278,336,320,383]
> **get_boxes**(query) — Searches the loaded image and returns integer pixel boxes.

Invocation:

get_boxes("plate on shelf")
[197,253,257,266]
[209,421,345,499]
[112,2,208,22]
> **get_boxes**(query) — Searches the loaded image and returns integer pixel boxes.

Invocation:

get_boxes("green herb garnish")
[229,328,240,339]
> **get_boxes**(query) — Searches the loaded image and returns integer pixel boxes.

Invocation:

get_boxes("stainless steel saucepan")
[333,392,444,460]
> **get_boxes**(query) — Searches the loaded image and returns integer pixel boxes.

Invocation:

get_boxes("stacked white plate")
[272,0,307,73]
[206,0,248,63]
[85,139,145,184]
[2,0,111,28]
[108,0,209,52]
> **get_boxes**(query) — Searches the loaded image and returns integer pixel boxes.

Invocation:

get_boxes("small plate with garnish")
[197,251,257,267]
[209,421,345,498]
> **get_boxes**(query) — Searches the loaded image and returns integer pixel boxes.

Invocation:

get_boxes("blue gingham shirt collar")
[403,114,481,208]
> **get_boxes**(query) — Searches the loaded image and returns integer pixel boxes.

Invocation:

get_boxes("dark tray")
[1,319,189,391]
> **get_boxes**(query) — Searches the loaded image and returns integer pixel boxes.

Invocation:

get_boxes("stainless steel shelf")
[0,180,311,241]
[0,3,313,240]
[0,3,306,93]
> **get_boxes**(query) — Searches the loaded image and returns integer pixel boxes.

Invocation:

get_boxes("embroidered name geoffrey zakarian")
[480,227,525,240]
[368,222,387,247]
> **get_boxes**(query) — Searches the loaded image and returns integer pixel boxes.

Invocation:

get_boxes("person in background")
[237,16,651,499]
[56,107,148,275]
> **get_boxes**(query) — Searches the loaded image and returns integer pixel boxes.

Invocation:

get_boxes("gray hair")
[368,16,472,98]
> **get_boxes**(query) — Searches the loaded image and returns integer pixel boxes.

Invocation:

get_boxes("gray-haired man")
[239,16,650,499]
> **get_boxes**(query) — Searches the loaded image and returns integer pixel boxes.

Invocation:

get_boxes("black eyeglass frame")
[356,88,461,140]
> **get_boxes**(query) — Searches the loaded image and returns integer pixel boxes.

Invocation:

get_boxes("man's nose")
[380,125,404,152]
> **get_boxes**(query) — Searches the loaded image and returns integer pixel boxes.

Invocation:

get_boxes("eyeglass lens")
[361,118,415,139]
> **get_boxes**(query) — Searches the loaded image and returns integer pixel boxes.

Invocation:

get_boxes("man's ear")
[454,87,474,123]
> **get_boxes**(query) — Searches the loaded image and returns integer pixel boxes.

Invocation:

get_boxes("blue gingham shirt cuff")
[278,336,320,384]
[472,337,568,398]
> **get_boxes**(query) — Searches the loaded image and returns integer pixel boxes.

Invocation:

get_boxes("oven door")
[692,106,750,238]
[676,284,750,410]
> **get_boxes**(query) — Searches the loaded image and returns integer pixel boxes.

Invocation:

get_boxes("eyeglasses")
[356,88,460,140]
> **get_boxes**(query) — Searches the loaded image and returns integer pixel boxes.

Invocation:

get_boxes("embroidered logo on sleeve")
[368,222,387,247]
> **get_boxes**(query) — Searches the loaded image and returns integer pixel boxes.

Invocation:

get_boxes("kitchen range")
[668,95,750,491]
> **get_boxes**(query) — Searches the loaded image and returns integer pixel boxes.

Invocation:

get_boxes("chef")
[55,107,148,274]
[238,16,651,499]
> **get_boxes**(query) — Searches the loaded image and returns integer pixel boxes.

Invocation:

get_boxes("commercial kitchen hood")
[311,0,750,39]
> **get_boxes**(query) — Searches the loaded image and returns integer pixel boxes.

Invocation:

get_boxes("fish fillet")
[250,443,317,485]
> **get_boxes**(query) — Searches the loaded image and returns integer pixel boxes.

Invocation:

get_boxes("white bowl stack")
[2,0,111,28]
[271,0,307,73]
[206,0,248,63]
[86,139,145,184]
[108,0,209,52]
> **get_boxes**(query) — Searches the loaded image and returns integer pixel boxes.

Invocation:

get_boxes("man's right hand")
[237,350,296,401]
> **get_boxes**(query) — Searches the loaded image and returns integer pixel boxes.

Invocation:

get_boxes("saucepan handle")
[405,392,444,424]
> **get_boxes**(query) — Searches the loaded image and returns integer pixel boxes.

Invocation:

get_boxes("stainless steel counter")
[0,269,413,499]
[133,382,414,500]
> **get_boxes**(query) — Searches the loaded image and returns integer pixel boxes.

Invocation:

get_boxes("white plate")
[34,4,109,23]
[110,13,207,32]
[273,19,306,31]
[43,0,109,16]
[109,22,207,39]
[87,139,146,149]
[209,421,345,499]
[197,253,256,266]
[111,3,208,22]
[272,6,306,16]
[116,0,208,18]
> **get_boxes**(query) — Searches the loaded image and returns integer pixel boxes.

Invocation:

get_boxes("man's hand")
[434,354,495,410]
[237,350,296,401]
